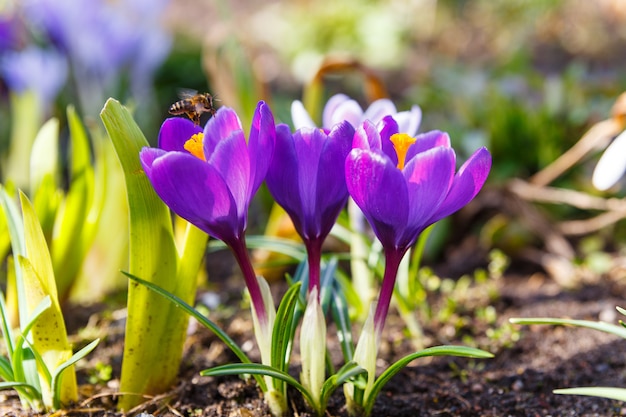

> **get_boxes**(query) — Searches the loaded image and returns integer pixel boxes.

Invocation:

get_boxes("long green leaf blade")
[365,346,493,415]
[101,98,191,411]
[509,317,626,339]
[201,363,315,408]
[51,339,99,409]
[554,387,626,401]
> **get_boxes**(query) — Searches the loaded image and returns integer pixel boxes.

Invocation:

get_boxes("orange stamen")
[184,133,206,161]
[390,133,416,169]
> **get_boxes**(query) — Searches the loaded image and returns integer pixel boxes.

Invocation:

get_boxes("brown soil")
[2,268,626,417]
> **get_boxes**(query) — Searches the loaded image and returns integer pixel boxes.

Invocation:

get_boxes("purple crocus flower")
[265,121,355,292]
[140,101,276,324]
[345,117,492,336]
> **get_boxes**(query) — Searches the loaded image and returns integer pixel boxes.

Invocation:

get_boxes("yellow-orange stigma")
[390,133,416,169]
[184,133,206,161]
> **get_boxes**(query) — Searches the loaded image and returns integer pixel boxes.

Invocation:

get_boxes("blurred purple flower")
[0,46,67,107]
[140,102,276,324]
[0,16,21,52]
[291,93,422,136]
[21,0,171,113]
[266,121,355,292]
[345,117,491,335]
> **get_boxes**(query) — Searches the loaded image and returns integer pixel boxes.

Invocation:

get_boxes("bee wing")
[177,88,199,99]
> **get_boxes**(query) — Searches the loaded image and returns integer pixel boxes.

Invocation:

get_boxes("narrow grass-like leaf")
[509,318,626,339]
[330,288,354,362]
[0,381,41,399]
[271,282,301,399]
[0,287,16,359]
[364,346,493,415]
[0,356,14,381]
[553,387,626,401]
[319,361,366,413]
[201,363,315,410]
[51,338,99,409]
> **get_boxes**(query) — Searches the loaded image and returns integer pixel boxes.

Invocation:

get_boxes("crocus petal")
[291,100,316,129]
[322,94,352,128]
[139,147,166,178]
[404,147,456,226]
[293,128,327,225]
[206,130,251,218]
[428,147,492,224]
[141,151,240,242]
[266,124,305,231]
[399,148,456,246]
[592,129,626,191]
[393,105,422,137]
[362,98,398,124]
[353,119,381,151]
[377,116,399,164]
[203,106,243,157]
[346,149,409,248]
[157,117,202,152]
[406,130,451,161]
[315,121,354,234]
[248,101,276,195]
[327,98,363,129]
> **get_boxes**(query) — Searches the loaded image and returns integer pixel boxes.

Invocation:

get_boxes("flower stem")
[229,236,268,325]
[373,247,407,336]
[305,239,322,294]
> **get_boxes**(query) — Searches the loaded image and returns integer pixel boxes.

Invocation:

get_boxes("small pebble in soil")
[511,379,524,391]
[471,382,484,393]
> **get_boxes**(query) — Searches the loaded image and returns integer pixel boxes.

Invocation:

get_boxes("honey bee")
[169,90,216,125]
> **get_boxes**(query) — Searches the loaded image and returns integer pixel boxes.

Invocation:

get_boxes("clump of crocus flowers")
[140,95,492,416]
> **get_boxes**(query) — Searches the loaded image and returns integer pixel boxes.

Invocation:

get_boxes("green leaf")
[0,186,27,324]
[0,356,14,381]
[0,381,42,399]
[509,317,626,339]
[319,361,366,413]
[272,282,301,373]
[51,339,99,409]
[29,118,59,199]
[554,387,626,401]
[8,296,51,398]
[330,288,354,362]
[19,192,77,408]
[201,363,316,410]
[364,346,493,415]
[52,106,96,300]
[101,98,193,411]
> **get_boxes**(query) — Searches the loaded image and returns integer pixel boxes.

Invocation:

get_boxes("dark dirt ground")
[2,260,626,417]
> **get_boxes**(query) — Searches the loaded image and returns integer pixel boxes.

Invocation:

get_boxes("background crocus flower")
[291,93,422,136]
[266,121,355,291]
[139,101,276,325]
[345,118,492,337]
[0,46,68,110]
